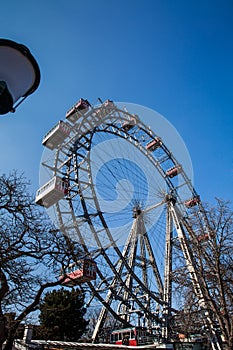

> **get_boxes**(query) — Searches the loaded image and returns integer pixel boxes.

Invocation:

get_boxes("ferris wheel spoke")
[142,199,166,214]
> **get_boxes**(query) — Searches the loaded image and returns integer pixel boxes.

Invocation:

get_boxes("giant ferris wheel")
[36,99,221,349]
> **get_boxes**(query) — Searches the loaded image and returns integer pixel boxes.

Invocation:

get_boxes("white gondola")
[66,98,90,123]
[42,121,71,150]
[35,176,68,208]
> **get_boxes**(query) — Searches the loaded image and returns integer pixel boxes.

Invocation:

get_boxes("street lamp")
[0,38,40,115]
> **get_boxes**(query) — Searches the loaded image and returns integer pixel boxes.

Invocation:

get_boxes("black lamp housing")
[0,39,40,114]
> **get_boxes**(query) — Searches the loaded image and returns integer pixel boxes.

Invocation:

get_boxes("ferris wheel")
[36,99,220,349]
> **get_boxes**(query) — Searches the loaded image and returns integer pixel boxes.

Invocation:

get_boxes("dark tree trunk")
[3,338,14,350]
[0,313,7,349]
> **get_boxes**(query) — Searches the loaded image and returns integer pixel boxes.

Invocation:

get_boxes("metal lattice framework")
[39,101,221,349]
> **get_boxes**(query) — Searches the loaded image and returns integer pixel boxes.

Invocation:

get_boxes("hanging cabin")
[42,121,71,150]
[197,233,210,243]
[98,99,115,118]
[66,98,90,123]
[166,165,181,178]
[122,115,138,132]
[185,196,200,208]
[60,259,97,287]
[35,176,68,208]
[103,99,115,108]
[146,137,162,151]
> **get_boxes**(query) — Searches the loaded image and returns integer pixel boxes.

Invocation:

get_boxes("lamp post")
[0,38,40,115]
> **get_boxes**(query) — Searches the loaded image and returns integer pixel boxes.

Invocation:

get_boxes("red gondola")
[197,234,209,243]
[185,196,200,208]
[60,259,97,287]
[146,138,162,151]
[166,165,181,178]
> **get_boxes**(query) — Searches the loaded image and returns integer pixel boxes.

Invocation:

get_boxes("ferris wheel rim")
[54,105,199,218]
[39,100,209,341]
[54,106,197,282]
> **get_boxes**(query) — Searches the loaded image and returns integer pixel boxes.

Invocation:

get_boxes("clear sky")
[0,0,232,204]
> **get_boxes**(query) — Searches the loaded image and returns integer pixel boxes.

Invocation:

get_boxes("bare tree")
[0,172,81,350]
[173,199,233,349]
[85,306,116,343]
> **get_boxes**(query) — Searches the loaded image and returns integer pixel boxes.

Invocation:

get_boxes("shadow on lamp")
[0,38,40,115]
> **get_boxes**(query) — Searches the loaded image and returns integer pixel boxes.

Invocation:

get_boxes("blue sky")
[0,0,232,204]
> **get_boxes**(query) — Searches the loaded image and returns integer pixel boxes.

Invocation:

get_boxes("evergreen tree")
[39,288,89,341]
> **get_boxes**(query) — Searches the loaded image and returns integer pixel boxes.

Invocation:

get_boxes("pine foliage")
[39,288,89,341]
